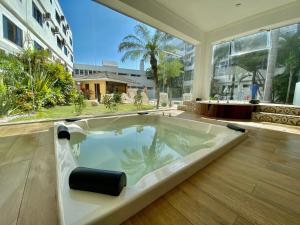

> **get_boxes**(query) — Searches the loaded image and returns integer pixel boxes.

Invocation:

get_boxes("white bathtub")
[54,114,247,225]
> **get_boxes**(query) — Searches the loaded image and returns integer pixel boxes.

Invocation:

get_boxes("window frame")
[32,2,43,27]
[2,15,23,47]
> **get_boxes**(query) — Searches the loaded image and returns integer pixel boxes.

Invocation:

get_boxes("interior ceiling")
[154,0,298,31]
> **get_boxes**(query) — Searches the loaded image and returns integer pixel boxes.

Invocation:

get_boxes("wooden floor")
[1,112,300,225]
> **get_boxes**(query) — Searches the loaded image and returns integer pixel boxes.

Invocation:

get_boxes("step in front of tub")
[252,112,300,126]
[178,101,196,112]
[177,105,187,111]
[255,105,300,116]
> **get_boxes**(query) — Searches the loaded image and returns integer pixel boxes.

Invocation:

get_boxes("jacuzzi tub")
[54,114,247,225]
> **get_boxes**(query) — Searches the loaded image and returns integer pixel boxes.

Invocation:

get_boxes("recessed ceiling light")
[235,3,242,7]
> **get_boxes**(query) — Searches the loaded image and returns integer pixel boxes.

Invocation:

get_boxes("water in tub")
[69,119,216,186]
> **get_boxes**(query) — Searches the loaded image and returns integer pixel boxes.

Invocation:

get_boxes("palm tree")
[118,24,174,108]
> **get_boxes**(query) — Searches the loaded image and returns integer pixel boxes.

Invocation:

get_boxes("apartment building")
[73,60,155,98]
[0,0,73,71]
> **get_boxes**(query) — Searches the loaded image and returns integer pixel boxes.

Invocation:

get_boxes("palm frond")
[120,50,144,62]
[118,41,144,52]
[134,24,151,42]
[153,30,163,46]
[121,34,145,46]
[159,33,174,44]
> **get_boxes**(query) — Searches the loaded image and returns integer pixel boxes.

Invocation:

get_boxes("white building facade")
[73,61,155,98]
[169,39,195,95]
[0,0,73,71]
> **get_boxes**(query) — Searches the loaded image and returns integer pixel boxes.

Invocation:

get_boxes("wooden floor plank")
[0,161,30,225]
[213,153,300,196]
[130,198,193,225]
[16,131,58,225]
[252,181,300,216]
[165,187,220,225]
[0,134,38,167]
[189,172,300,225]
[200,160,256,193]
[233,217,254,225]
[179,182,237,225]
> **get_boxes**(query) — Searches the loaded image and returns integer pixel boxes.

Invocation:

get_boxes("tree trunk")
[286,69,293,103]
[150,54,159,109]
[263,29,279,102]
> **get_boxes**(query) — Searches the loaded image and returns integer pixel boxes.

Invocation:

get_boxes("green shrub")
[0,49,78,116]
[103,95,117,111]
[0,91,17,117]
[161,102,167,107]
[74,92,86,115]
[113,92,122,104]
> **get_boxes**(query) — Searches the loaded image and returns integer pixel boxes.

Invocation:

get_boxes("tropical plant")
[74,91,86,115]
[134,89,143,110]
[0,90,17,117]
[0,49,77,116]
[102,94,117,111]
[113,92,122,104]
[45,62,76,105]
[118,24,175,108]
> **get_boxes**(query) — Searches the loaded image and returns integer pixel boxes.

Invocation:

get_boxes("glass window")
[210,23,300,105]
[3,15,23,47]
[55,11,61,24]
[70,54,73,62]
[211,32,269,101]
[62,25,67,35]
[64,46,68,55]
[69,37,73,46]
[270,24,300,104]
[57,37,63,49]
[232,31,269,56]
[34,41,43,50]
[131,74,141,77]
[184,70,193,81]
[32,2,43,26]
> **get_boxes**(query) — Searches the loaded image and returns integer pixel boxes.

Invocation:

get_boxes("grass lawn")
[11,103,155,122]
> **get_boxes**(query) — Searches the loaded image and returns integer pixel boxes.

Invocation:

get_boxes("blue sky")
[59,0,148,69]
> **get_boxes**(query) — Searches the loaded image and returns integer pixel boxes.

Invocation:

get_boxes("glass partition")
[211,23,300,104]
